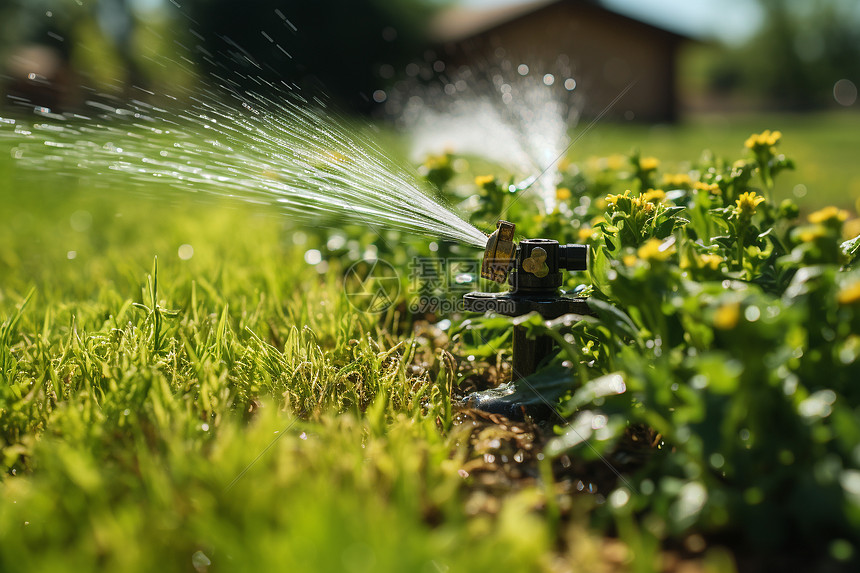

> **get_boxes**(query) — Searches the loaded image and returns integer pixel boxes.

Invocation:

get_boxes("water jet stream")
[2,89,488,249]
[389,57,582,215]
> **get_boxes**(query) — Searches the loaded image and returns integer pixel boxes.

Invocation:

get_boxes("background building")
[431,0,691,122]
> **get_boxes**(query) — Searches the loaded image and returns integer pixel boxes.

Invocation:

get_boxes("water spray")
[464,220,590,380]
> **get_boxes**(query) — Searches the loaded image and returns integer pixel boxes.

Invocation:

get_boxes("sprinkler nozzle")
[481,220,516,283]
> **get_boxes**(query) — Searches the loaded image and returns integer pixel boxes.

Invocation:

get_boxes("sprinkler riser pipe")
[512,325,555,381]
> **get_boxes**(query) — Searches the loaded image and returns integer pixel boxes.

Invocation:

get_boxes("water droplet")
[178,244,194,260]
[70,210,92,232]
[564,78,576,90]
[304,249,322,265]
[744,305,761,322]
[799,390,836,419]
[834,79,857,107]
[609,488,630,508]
[191,550,211,572]
[543,74,555,86]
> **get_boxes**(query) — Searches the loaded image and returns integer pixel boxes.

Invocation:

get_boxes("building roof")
[429,0,693,44]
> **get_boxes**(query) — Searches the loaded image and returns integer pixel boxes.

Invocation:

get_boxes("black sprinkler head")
[463,226,594,393]
[464,234,590,321]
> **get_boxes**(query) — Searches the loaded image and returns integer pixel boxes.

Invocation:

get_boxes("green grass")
[0,153,541,572]
[568,111,860,210]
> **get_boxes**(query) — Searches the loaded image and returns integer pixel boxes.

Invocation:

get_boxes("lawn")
[0,129,581,572]
[2,109,860,572]
[568,111,860,211]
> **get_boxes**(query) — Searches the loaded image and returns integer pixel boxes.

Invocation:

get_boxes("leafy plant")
[462,131,860,565]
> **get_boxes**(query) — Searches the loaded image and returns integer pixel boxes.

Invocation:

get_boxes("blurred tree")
[706,0,860,109]
[1,0,438,113]
[0,0,196,112]
[180,0,438,112]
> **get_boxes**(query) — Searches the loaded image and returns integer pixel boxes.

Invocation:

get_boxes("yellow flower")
[557,157,571,172]
[845,218,860,240]
[734,191,765,218]
[578,227,593,241]
[606,189,661,215]
[744,129,782,149]
[663,173,692,188]
[808,206,850,224]
[684,252,723,271]
[607,154,625,171]
[700,254,723,270]
[605,190,631,207]
[639,157,660,171]
[694,181,721,194]
[838,281,860,305]
[642,189,666,203]
[423,153,450,170]
[474,174,494,187]
[637,238,674,261]
[623,254,638,267]
[798,226,826,243]
[556,187,572,201]
[714,302,740,330]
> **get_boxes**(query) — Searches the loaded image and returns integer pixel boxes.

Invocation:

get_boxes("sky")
[457,0,763,44]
